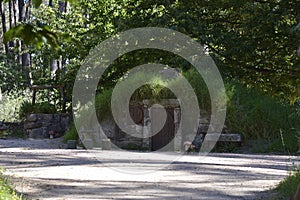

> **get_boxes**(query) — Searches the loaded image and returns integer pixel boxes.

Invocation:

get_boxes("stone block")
[205,133,242,142]
[28,128,44,139]
[117,140,139,149]
[24,122,42,129]
[24,114,71,139]
[84,139,94,149]
[102,139,111,150]
[52,114,61,122]
[61,116,71,131]
[67,140,77,149]
[42,127,50,138]
[198,124,209,133]
[26,114,37,122]
[42,114,53,122]
[49,125,64,133]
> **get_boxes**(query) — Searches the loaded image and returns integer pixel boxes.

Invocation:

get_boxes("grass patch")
[0,170,22,200]
[274,166,300,199]
[64,123,79,142]
[225,80,300,154]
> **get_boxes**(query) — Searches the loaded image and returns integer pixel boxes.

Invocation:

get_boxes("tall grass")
[0,169,22,200]
[225,81,300,153]
[274,166,300,199]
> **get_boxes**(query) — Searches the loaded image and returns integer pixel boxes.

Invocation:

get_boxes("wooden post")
[61,86,66,113]
[30,85,66,113]
[32,89,36,105]
[0,87,2,101]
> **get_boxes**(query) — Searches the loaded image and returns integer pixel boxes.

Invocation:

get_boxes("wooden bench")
[204,133,242,142]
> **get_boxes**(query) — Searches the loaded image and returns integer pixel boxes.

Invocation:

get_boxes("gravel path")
[0,138,298,200]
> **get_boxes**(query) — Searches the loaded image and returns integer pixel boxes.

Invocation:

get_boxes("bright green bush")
[275,166,300,199]
[0,90,31,122]
[0,170,22,200]
[64,123,79,142]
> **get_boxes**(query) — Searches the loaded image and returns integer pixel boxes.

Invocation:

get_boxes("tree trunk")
[58,1,67,13]
[21,52,32,85]
[49,0,53,7]
[50,59,58,79]
[0,1,9,54]
[8,0,15,47]
[12,0,17,26]
[18,0,25,22]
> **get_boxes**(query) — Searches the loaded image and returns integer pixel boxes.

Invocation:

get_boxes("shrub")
[95,88,113,121]
[64,123,79,142]
[275,166,300,199]
[0,169,22,200]
[225,81,300,153]
[0,90,31,122]
[19,101,57,119]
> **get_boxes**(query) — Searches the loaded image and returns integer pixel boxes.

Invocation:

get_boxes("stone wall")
[24,114,71,139]
[78,99,227,151]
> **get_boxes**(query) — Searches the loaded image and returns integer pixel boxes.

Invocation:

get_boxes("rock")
[26,114,38,122]
[198,124,209,133]
[117,140,140,149]
[67,140,77,149]
[25,114,71,139]
[24,122,42,129]
[102,139,111,150]
[84,139,94,149]
[49,125,64,133]
[28,128,44,139]
[42,114,53,121]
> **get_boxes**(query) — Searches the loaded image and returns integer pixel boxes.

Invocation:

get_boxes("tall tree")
[0,0,9,54]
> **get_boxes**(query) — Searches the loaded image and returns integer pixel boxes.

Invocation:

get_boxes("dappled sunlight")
[0,147,297,199]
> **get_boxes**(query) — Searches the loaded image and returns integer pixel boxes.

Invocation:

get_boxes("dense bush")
[0,90,31,122]
[19,101,57,119]
[275,166,300,199]
[64,123,79,142]
[225,81,300,153]
[0,169,22,200]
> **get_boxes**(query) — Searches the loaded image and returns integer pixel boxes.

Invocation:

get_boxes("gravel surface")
[0,138,298,200]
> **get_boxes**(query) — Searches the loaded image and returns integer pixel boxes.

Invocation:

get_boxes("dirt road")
[0,138,298,200]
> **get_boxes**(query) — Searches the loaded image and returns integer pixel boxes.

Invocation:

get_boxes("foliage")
[0,90,31,122]
[2,0,299,103]
[95,88,113,121]
[225,81,300,153]
[0,169,22,200]
[0,0,299,154]
[3,0,79,49]
[172,0,300,102]
[19,101,57,119]
[4,23,58,50]
[0,55,27,92]
[274,166,300,199]
[64,123,79,142]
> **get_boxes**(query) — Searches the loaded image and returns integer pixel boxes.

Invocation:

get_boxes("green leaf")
[32,0,43,8]
[3,25,25,43]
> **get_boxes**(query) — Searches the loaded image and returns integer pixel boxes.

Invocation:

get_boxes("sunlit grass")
[274,166,300,199]
[0,170,22,200]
